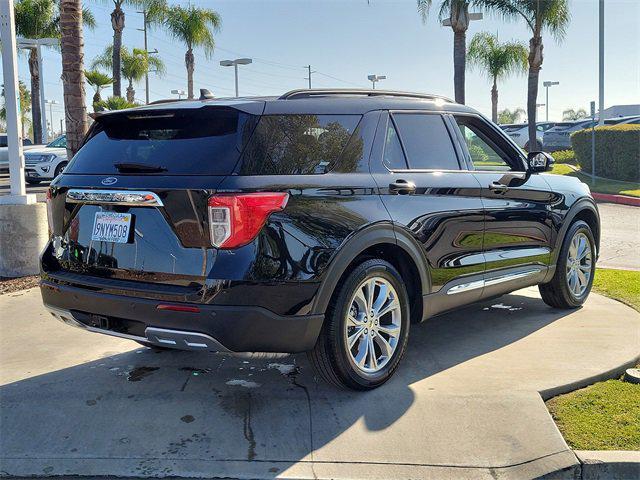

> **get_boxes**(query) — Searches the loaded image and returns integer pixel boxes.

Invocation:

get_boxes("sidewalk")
[1,287,639,479]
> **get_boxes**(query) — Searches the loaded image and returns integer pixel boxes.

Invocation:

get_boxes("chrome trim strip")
[66,189,164,207]
[446,267,543,295]
[145,327,231,353]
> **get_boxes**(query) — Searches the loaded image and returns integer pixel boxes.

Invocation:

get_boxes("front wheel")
[308,259,410,390]
[539,220,596,308]
[54,161,68,178]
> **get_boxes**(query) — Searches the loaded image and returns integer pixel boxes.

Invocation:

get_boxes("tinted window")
[239,114,361,175]
[392,113,459,170]
[48,136,67,148]
[0,135,7,147]
[383,120,407,170]
[66,107,258,175]
[455,116,522,171]
[22,138,33,145]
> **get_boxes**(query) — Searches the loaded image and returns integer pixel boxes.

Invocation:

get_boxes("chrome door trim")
[66,189,164,207]
[446,267,543,295]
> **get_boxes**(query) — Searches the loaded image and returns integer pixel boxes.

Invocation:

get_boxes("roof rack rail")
[279,88,454,103]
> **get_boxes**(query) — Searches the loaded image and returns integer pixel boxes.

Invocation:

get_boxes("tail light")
[45,188,54,233]
[208,192,289,249]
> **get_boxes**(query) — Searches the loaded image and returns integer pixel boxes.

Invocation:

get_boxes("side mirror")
[527,151,554,173]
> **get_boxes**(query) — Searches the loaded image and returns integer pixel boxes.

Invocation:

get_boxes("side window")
[455,117,518,171]
[382,119,407,170]
[392,113,460,170]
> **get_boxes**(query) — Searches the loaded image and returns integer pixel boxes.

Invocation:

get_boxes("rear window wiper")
[114,162,168,173]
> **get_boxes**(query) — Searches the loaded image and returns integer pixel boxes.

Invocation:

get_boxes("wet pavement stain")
[180,415,195,423]
[126,366,159,382]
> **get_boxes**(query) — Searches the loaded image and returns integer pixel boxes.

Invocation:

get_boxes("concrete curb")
[592,192,640,207]
[574,450,640,480]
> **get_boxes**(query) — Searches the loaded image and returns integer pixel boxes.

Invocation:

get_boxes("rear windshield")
[238,114,361,175]
[65,107,258,175]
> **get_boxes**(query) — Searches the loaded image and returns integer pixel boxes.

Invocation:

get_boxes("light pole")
[598,0,604,125]
[220,58,253,97]
[45,100,58,141]
[543,81,559,121]
[367,74,386,89]
[171,89,186,99]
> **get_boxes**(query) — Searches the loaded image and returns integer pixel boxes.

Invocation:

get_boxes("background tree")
[418,0,481,104]
[14,0,95,143]
[92,45,165,103]
[1,82,32,139]
[467,32,527,123]
[562,108,588,121]
[151,5,221,99]
[94,95,138,111]
[85,70,113,109]
[60,0,89,157]
[498,107,526,124]
[478,0,570,147]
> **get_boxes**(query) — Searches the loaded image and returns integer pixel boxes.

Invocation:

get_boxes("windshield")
[65,107,258,175]
[47,135,67,148]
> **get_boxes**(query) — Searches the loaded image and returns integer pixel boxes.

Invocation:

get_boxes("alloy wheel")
[565,231,592,297]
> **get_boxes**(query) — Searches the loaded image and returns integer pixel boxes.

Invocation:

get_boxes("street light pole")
[598,0,605,125]
[45,100,58,139]
[220,58,253,97]
[367,74,386,89]
[543,81,559,121]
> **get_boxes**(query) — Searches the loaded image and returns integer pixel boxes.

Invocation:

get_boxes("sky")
[6,0,640,136]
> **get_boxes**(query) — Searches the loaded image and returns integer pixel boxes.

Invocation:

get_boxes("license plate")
[91,212,132,243]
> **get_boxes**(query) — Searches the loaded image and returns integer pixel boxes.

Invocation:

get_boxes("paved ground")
[1,287,638,479]
[1,174,637,270]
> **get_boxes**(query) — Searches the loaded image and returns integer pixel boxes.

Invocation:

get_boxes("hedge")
[571,124,640,182]
[551,149,576,164]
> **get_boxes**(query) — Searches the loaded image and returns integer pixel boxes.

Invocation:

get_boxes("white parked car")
[500,122,555,151]
[0,134,41,173]
[24,135,68,184]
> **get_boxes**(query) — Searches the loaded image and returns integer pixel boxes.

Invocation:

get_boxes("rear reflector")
[156,304,201,313]
[208,192,289,249]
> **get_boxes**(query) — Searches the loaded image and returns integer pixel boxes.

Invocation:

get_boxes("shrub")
[571,124,640,182]
[551,149,576,164]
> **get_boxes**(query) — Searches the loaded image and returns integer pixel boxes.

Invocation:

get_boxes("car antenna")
[200,89,215,100]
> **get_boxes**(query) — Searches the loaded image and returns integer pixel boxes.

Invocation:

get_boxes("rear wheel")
[54,161,68,178]
[308,259,410,390]
[539,220,596,308]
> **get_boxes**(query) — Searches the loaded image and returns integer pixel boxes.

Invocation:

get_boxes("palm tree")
[14,0,95,143]
[151,5,221,99]
[1,81,32,139]
[59,0,89,157]
[418,0,480,104]
[498,107,526,124]
[562,108,587,121]
[467,32,527,123]
[94,96,138,111]
[92,46,165,103]
[477,0,570,148]
[85,70,113,108]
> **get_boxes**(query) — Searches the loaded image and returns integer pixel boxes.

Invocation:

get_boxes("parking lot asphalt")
[1,286,638,479]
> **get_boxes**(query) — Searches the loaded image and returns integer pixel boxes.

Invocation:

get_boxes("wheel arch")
[310,223,430,323]
[552,197,601,265]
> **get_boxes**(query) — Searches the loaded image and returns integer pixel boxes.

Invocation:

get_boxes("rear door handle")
[389,179,416,195]
[488,181,509,193]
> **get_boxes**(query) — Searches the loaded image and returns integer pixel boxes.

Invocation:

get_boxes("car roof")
[97,89,480,118]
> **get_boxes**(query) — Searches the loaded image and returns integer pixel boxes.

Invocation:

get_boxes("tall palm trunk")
[111,3,125,97]
[60,0,88,158]
[28,49,43,143]
[126,80,135,103]
[450,3,470,105]
[185,46,195,99]
[527,34,544,149]
[491,78,498,123]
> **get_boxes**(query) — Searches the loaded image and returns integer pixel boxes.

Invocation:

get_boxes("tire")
[308,259,411,390]
[539,220,596,309]
[54,161,68,178]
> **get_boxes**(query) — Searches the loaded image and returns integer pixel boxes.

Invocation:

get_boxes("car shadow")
[0,290,578,478]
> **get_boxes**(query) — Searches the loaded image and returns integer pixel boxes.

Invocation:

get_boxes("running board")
[446,268,543,295]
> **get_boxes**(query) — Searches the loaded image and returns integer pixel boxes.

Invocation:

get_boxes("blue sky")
[9,0,640,135]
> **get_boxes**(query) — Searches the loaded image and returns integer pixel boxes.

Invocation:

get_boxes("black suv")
[41,89,600,390]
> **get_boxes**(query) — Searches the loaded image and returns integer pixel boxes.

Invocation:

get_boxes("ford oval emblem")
[101,177,118,186]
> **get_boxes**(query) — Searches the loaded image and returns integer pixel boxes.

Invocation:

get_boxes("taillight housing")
[45,188,54,233]
[208,192,289,249]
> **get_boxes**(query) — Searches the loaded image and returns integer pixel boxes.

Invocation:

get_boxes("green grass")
[593,268,640,312]
[548,164,640,197]
[547,379,640,450]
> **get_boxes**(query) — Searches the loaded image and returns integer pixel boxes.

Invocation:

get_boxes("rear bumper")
[40,281,324,353]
